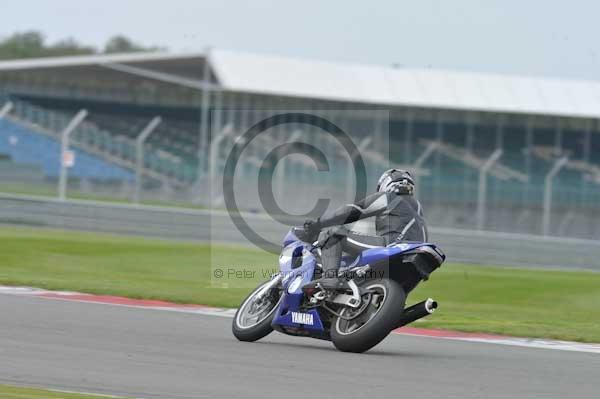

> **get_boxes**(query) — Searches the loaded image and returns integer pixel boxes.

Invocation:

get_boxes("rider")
[303,169,428,286]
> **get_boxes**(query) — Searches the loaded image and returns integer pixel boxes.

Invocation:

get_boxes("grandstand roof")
[0,51,204,71]
[1,49,599,119]
[211,49,600,119]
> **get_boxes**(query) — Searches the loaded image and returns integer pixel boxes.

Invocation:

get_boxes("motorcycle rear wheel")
[331,279,406,353]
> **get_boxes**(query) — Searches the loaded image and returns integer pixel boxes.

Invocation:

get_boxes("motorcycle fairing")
[274,240,326,331]
[272,230,444,334]
[355,242,444,267]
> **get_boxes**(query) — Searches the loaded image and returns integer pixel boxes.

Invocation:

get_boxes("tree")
[103,35,162,54]
[0,31,163,61]
[0,31,96,60]
[47,37,96,57]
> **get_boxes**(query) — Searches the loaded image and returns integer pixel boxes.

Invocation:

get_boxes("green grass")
[0,384,131,399]
[1,225,600,343]
[0,226,262,307]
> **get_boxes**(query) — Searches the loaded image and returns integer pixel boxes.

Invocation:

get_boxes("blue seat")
[0,119,133,181]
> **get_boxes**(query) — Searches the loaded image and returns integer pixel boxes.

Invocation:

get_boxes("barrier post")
[133,116,162,204]
[476,149,503,230]
[58,110,88,201]
[542,156,568,236]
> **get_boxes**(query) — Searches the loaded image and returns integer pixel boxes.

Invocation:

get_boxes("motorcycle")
[232,226,445,353]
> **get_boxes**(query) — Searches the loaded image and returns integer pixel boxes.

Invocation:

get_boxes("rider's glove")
[303,219,322,242]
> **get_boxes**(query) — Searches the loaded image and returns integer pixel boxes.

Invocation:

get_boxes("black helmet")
[376,169,415,194]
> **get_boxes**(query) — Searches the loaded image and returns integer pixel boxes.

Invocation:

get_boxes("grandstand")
[0,49,599,239]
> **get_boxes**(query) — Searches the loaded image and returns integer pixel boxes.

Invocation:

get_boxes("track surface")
[1,294,599,399]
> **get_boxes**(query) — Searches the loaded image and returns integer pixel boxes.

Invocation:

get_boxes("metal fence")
[1,192,597,271]
[1,97,600,240]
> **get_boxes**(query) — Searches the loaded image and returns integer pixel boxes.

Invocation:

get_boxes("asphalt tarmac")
[1,294,598,399]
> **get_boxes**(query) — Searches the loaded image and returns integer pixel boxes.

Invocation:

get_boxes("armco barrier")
[0,192,597,271]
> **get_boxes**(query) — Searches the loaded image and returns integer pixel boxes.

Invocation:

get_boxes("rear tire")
[331,279,406,353]
[232,280,282,342]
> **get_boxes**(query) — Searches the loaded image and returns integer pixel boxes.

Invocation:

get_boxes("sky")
[2,0,599,81]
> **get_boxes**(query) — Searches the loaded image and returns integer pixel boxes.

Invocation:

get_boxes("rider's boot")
[308,233,347,290]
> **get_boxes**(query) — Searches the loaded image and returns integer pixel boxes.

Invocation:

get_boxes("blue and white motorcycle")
[232,227,445,353]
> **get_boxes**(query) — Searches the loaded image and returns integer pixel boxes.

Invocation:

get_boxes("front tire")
[232,280,282,342]
[331,279,406,353]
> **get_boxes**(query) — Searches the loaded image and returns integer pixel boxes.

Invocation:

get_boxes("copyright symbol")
[221,112,367,254]
[213,269,223,278]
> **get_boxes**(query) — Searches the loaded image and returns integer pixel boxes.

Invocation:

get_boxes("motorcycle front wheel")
[232,280,282,342]
[331,279,406,353]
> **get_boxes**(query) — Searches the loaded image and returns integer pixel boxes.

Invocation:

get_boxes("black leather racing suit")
[316,191,428,275]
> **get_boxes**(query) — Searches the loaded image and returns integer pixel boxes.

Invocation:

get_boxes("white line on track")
[2,285,599,355]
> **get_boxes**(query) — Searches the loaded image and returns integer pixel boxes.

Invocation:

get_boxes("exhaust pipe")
[395,298,438,329]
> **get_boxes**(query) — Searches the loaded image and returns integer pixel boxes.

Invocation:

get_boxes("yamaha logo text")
[291,312,314,325]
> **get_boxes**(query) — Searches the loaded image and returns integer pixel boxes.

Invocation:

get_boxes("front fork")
[255,273,283,301]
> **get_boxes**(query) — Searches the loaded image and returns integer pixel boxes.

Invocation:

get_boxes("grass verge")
[1,225,599,343]
[0,384,131,399]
